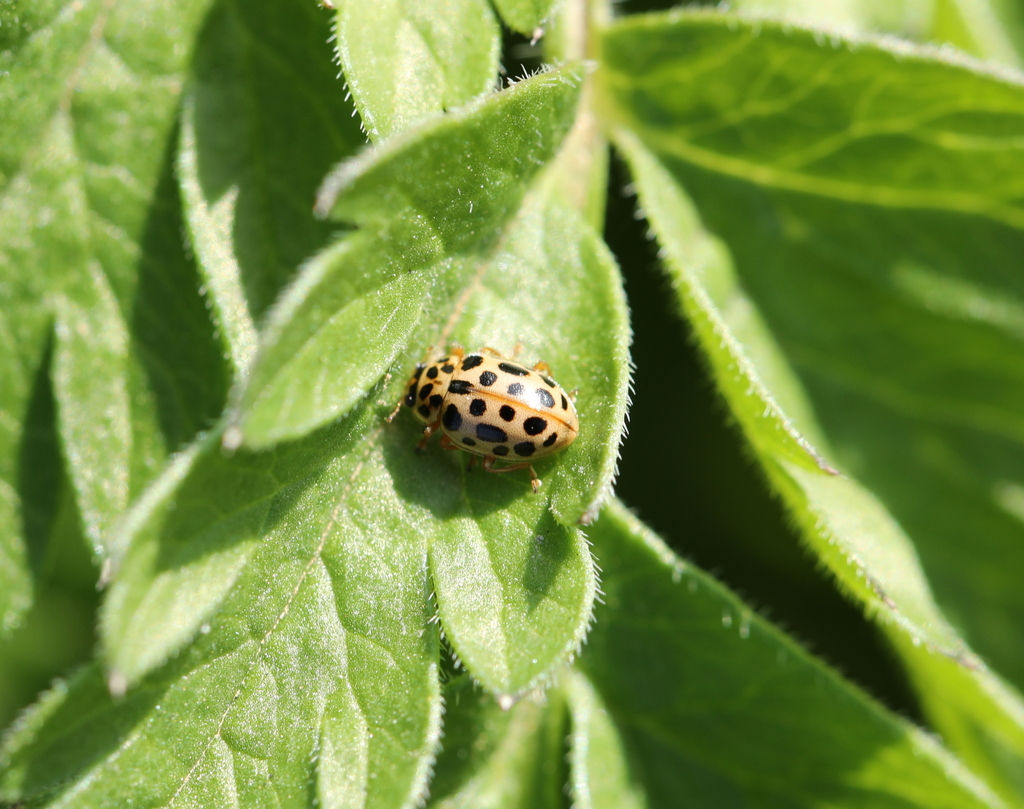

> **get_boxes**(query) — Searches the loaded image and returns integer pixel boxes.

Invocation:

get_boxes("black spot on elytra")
[426,366,439,380]
[543,432,558,447]
[514,441,535,457]
[476,423,508,443]
[560,394,568,410]
[507,382,524,397]
[536,388,555,408]
[443,404,462,430]
[469,399,486,416]
[541,375,556,387]
[523,417,547,436]
[441,364,455,373]
[499,362,529,376]
[479,371,497,386]
[419,383,433,400]
[429,394,443,408]
[449,379,472,394]
[462,355,485,370]
[463,437,476,447]
[418,405,431,419]
[493,445,509,456]
[499,405,515,422]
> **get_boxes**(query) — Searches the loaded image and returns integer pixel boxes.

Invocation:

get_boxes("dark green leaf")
[0,470,98,730]
[425,675,567,808]
[572,501,1002,808]
[178,0,368,377]
[334,0,500,142]
[564,670,647,809]
[492,0,559,36]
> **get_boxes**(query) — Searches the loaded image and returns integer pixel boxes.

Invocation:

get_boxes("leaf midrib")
[618,124,1024,230]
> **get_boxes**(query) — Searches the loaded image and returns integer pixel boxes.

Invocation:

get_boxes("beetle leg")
[482,456,541,493]
[439,433,461,451]
[417,418,442,451]
[385,401,404,423]
[532,360,551,374]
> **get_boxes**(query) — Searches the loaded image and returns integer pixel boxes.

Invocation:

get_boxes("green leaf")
[425,675,567,809]
[334,0,500,142]
[563,670,647,809]
[419,180,625,697]
[492,0,559,36]
[572,501,1002,809]
[233,65,586,450]
[52,266,131,555]
[178,0,368,377]
[0,493,30,638]
[429,482,594,699]
[6,569,440,808]
[0,471,99,730]
[723,0,1023,66]
[315,65,584,246]
[600,10,1024,798]
[0,0,229,565]
[1,336,59,646]
[227,240,430,450]
[80,412,442,808]
[460,188,630,527]
[103,59,623,715]
[915,0,1023,65]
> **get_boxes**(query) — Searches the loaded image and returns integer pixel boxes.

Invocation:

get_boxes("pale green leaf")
[573,501,1002,809]
[335,0,500,142]
[99,431,228,678]
[315,65,585,245]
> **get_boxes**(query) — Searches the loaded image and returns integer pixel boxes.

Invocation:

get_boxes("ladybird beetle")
[390,347,579,492]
